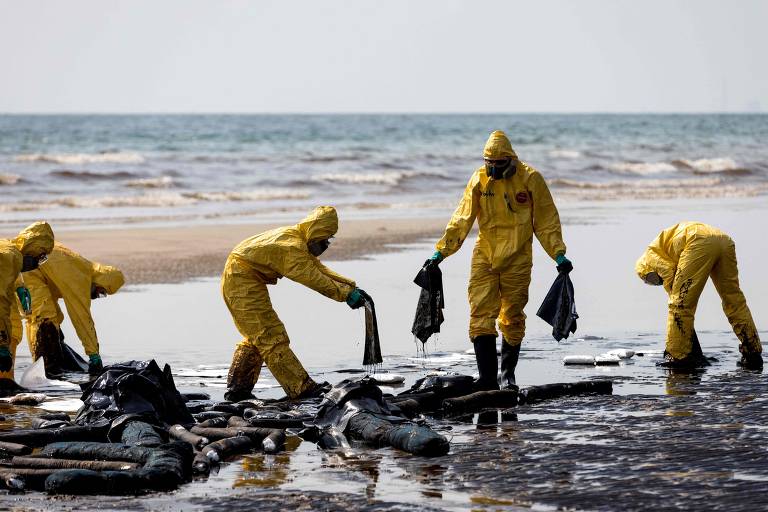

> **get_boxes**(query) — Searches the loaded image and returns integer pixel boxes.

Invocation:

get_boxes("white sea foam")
[183,189,310,201]
[609,161,677,174]
[0,173,21,185]
[125,176,176,188]
[675,157,740,173]
[549,149,582,159]
[314,171,416,186]
[14,151,145,165]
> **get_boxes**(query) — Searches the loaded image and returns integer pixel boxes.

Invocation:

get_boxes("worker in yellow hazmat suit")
[428,131,571,390]
[636,222,762,369]
[0,222,55,381]
[19,243,124,376]
[222,206,366,401]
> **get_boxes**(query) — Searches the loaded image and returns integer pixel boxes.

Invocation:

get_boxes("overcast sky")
[1,0,766,113]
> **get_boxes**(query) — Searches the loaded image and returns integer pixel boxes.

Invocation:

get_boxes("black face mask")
[485,159,515,180]
[308,239,331,257]
[21,255,40,272]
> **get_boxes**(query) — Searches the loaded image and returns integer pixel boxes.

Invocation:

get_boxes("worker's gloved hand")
[346,288,366,310]
[16,286,32,314]
[0,347,12,372]
[425,251,443,269]
[555,253,573,274]
[88,354,104,375]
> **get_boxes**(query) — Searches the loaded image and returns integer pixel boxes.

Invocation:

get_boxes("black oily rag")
[536,271,578,341]
[411,262,444,344]
[359,291,382,367]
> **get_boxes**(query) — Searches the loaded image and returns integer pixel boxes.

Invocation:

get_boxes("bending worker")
[0,222,55,382]
[427,130,571,390]
[222,206,366,401]
[636,222,762,369]
[20,243,124,376]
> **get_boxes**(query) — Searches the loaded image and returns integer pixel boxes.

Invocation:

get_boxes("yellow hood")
[92,263,125,295]
[296,206,339,242]
[483,130,518,160]
[13,221,55,258]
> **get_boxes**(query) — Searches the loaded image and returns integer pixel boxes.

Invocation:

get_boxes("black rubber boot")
[472,335,499,391]
[658,331,710,369]
[500,339,521,391]
[738,352,763,370]
[37,320,65,379]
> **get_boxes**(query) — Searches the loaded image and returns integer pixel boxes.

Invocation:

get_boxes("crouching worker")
[0,222,55,384]
[19,243,124,376]
[222,206,366,401]
[636,222,762,369]
[427,131,571,391]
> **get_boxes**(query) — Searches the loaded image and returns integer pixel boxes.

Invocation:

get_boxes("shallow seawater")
[4,205,768,510]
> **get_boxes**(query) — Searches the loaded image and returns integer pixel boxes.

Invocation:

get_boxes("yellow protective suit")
[222,206,356,399]
[436,131,566,345]
[20,243,124,360]
[0,222,55,380]
[636,222,762,360]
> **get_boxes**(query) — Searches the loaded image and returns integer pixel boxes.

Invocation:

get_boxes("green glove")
[430,251,443,262]
[16,286,31,314]
[555,253,573,274]
[346,288,365,309]
[88,354,104,375]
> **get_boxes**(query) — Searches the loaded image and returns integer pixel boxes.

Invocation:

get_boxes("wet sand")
[1,217,450,284]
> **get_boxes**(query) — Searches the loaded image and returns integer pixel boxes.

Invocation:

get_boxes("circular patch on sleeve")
[515,191,529,204]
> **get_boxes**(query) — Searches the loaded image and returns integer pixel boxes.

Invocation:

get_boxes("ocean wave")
[549,149,582,159]
[314,171,417,186]
[183,189,310,202]
[125,176,176,188]
[301,154,363,163]
[550,177,724,190]
[51,170,141,180]
[672,157,748,174]
[15,151,145,165]
[608,161,677,174]
[0,173,21,185]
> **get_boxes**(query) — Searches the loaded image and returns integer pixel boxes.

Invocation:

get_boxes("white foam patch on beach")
[609,161,677,174]
[125,176,176,188]
[314,171,416,186]
[551,177,723,189]
[55,193,198,208]
[0,173,21,185]
[674,157,740,173]
[14,151,145,164]
[549,149,582,159]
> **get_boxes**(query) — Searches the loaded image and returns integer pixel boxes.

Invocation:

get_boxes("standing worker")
[0,222,55,383]
[636,222,762,369]
[427,131,571,390]
[222,206,367,401]
[20,243,124,376]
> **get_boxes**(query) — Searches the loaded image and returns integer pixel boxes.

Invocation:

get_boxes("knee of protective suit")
[469,320,498,341]
[499,327,524,347]
[0,336,20,380]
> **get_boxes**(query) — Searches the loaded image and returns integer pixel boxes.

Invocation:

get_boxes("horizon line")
[0,110,765,116]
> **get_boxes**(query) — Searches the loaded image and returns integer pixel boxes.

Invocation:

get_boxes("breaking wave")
[15,151,145,165]
[125,176,176,188]
[549,149,582,159]
[51,170,141,180]
[672,157,747,174]
[0,173,21,185]
[314,171,418,186]
[609,161,677,174]
[0,188,310,211]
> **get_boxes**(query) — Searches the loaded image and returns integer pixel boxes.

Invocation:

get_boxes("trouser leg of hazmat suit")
[0,308,22,381]
[468,246,532,345]
[666,234,761,360]
[468,246,531,387]
[709,236,762,356]
[222,257,315,399]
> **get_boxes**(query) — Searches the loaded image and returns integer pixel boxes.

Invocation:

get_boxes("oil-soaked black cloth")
[359,290,382,368]
[75,360,193,428]
[536,271,578,341]
[411,261,444,344]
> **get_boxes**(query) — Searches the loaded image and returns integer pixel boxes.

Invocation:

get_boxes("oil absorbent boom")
[359,290,382,371]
